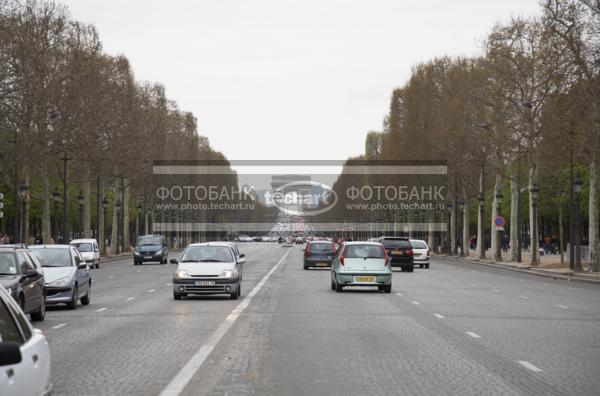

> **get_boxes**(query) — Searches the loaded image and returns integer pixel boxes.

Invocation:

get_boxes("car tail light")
[407,248,413,257]
[331,243,336,255]
[383,247,389,265]
[340,254,344,266]
[305,243,311,257]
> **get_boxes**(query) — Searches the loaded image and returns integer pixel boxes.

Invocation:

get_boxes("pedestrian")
[469,235,476,250]
[501,234,509,253]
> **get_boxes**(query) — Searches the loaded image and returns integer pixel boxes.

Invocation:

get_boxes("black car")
[0,245,46,321]
[303,241,336,269]
[133,235,169,265]
[378,236,414,272]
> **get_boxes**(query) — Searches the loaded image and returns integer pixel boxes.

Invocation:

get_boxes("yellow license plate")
[316,262,329,267]
[392,250,403,255]
[354,276,375,283]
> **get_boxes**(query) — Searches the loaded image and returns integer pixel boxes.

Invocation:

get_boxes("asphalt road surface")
[36,243,600,396]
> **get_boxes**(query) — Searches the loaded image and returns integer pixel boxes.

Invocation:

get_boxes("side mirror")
[239,253,245,258]
[169,259,178,264]
[238,257,246,265]
[77,263,88,270]
[0,342,22,366]
[23,270,39,279]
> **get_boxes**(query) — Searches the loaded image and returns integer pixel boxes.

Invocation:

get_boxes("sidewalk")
[436,249,600,285]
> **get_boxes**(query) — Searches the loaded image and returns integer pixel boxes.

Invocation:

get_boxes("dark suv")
[133,235,169,265]
[377,237,414,272]
[0,244,46,321]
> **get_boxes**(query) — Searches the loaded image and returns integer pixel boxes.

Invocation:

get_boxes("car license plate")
[414,253,421,257]
[316,262,328,267]
[354,276,375,283]
[194,280,215,286]
[144,256,152,259]
[391,250,403,255]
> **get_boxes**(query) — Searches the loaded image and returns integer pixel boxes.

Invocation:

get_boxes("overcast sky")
[60,0,541,162]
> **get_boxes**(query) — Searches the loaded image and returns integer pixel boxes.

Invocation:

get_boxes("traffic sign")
[494,215,505,227]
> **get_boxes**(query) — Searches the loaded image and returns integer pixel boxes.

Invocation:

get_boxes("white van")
[70,239,100,269]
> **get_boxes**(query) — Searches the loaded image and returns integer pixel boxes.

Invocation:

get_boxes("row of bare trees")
[353,0,600,269]
[0,0,228,252]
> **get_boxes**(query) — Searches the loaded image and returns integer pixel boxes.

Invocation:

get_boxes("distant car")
[252,236,264,242]
[29,245,91,309]
[378,236,414,272]
[410,239,430,268]
[222,242,246,280]
[0,284,52,396]
[303,241,336,269]
[294,236,304,245]
[134,235,168,265]
[0,245,46,321]
[331,242,391,293]
[70,238,100,269]
[172,242,243,300]
[237,235,253,242]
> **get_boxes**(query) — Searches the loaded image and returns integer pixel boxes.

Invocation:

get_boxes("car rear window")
[310,243,334,252]
[411,241,428,249]
[72,243,93,252]
[381,239,411,249]
[344,245,385,259]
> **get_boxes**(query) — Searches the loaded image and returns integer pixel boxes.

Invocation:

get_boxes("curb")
[435,255,600,286]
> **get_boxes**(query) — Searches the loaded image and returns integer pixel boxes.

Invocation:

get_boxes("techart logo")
[264,181,337,216]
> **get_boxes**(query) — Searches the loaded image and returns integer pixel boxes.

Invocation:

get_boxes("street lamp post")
[478,192,485,259]
[136,202,142,240]
[101,197,108,255]
[458,199,465,257]
[574,174,584,271]
[77,191,84,238]
[447,202,453,254]
[530,184,540,266]
[495,192,503,262]
[52,189,61,243]
[115,199,122,254]
[17,182,29,243]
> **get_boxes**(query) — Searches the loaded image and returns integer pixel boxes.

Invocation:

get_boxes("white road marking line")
[519,296,529,299]
[148,289,156,293]
[492,289,500,293]
[166,283,171,286]
[126,297,135,301]
[160,248,291,396]
[518,360,543,372]
[453,280,459,282]
[91,279,95,282]
[519,279,526,282]
[51,323,67,330]
[466,331,481,338]
[542,283,549,286]
[137,270,141,273]
[95,307,107,312]
[556,304,569,309]
[411,301,420,305]
[433,314,445,319]
[470,283,476,286]
[395,292,403,296]
[109,275,114,279]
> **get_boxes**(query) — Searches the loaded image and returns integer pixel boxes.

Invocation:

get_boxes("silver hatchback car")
[331,241,392,293]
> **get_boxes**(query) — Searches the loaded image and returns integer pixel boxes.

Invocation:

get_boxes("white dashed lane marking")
[148,289,156,293]
[519,360,543,372]
[492,289,500,293]
[411,301,420,305]
[433,314,445,319]
[95,307,107,312]
[395,292,403,296]
[50,323,67,330]
[519,296,529,299]
[466,331,482,339]
[126,297,135,301]
[556,304,569,309]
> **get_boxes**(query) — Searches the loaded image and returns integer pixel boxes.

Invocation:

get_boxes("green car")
[331,242,392,293]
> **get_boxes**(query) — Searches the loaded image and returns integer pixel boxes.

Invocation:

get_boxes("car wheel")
[237,284,242,297]
[81,283,91,305]
[331,277,335,290]
[31,294,46,322]
[95,262,99,269]
[384,284,392,293]
[67,284,78,310]
[425,263,430,269]
[230,290,239,300]
[18,294,25,311]
[134,260,138,266]
[173,292,182,300]
[419,264,424,268]
[303,265,309,270]
[335,279,343,293]
[407,266,414,272]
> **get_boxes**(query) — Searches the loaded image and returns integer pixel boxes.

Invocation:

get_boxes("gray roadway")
[34,243,600,396]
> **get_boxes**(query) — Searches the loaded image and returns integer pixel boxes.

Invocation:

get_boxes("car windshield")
[0,253,17,275]
[344,245,385,259]
[137,236,161,246]
[72,243,93,252]
[310,243,334,252]
[30,249,72,267]
[381,239,411,249]
[180,246,234,263]
[411,241,428,249]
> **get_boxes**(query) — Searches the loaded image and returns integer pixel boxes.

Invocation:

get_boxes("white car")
[410,239,430,268]
[172,242,243,300]
[0,284,52,396]
[70,238,100,269]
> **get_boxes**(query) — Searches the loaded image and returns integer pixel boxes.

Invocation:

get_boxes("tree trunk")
[462,185,469,257]
[427,209,435,250]
[559,204,565,264]
[509,167,519,261]
[123,179,130,252]
[83,178,92,238]
[490,172,501,259]
[529,164,539,264]
[590,157,599,271]
[477,169,486,259]
[41,163,51,244]
[110,180,119,255]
